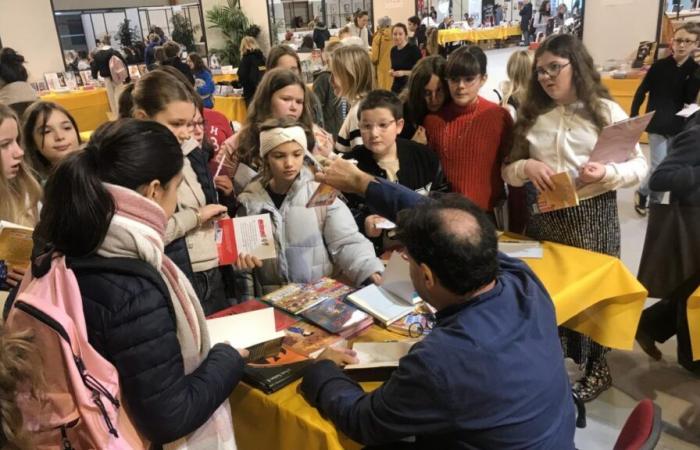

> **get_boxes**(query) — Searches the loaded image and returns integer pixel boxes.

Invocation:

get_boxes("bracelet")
[195,210,203,228]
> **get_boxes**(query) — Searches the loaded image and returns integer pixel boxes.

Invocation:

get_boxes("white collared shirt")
[502,98,648,201]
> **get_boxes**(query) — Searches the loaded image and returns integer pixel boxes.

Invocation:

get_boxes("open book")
[382,251,422,305]
[206,308,286,361]
[0,221,34,268]
[344,341,416,381]
[346,284,415,326]
[215,214,276,265]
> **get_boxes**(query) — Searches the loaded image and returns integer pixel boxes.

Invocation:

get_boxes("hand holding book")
[523,159,556,192]
[315,347,359,366]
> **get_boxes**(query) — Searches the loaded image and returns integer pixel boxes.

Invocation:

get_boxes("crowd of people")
[0,10,699,450]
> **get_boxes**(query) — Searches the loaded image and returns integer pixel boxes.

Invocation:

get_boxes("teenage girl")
[399,55,449,143]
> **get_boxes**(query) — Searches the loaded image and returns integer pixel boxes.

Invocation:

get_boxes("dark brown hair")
[132,68,195,117]
[266,45,302,72]
[401,55,449,127]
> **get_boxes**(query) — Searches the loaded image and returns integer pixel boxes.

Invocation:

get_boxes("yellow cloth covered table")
[230,240,647,450]
[213,95,247,123]
[40,88,111,133]
[437,25,522,45]
[689,285,700,360]
[213,73,238,83]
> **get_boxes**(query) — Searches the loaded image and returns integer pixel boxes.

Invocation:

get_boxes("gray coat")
[237,167,384,294]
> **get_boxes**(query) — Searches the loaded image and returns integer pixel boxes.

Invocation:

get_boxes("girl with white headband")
[236,118,384,294]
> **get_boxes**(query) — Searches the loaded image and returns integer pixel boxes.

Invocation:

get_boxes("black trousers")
[638,274,700,374]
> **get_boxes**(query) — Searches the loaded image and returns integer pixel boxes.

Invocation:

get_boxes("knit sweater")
[424,98,513,211]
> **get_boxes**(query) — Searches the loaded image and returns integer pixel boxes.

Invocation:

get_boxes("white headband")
[259,126,308,159]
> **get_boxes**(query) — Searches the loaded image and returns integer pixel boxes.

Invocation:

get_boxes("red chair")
[613,399,662,450]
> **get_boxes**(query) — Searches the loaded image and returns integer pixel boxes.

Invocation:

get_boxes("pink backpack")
[5,255,146,450]
[108,53,128,84]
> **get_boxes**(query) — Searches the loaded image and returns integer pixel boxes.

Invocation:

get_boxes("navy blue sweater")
[301,178,576,449]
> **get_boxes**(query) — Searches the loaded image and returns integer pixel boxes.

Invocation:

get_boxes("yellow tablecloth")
[690,285,700,360]
[230,240,648,450]
[213,73,238,83]
[213,95,247,123]
[40,88,111,133]
[437,25,522,45]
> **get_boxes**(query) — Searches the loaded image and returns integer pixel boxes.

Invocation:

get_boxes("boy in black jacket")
[632,22,700,215]
[343,90,447,253]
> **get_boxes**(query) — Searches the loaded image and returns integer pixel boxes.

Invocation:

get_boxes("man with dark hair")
[301,158,576,449]
[161,41,195,86]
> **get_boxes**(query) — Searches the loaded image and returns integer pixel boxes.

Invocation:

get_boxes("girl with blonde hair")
[331,44,375,152]
[238,36,266,105]
[499,50,532,119]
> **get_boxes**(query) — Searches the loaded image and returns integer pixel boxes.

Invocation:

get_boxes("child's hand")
[215,176,234,196]
[198,204,228,224]
[411,126,427,144]
[368,272,383,285]
[6,265,27,288]
[364,215,385,238]
[579,162,606,184]
[523,159,556,192]
[234,253,263,270]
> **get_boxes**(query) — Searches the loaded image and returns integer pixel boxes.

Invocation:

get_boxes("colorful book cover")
[263,278,352,315]
[301,297,370,334]
[244,347,312,394]
[282,321,343,357]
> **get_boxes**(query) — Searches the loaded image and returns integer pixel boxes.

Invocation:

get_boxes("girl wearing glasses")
[423,45,513,217]
[503,34,647,402]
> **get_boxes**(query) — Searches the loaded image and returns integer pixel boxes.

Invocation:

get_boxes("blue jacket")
[300,178,576,449]
[194,69,216,108]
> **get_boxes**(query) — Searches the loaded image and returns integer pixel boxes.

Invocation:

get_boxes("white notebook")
[206,308,285,350]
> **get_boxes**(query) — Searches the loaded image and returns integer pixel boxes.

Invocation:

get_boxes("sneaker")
[634,191,648,216]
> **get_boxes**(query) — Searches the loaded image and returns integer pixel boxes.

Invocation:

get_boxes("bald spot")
[437,208,481,246]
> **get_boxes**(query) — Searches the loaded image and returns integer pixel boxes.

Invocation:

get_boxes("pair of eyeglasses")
[673,38,697,46]
[359,120,395,132]
[534,61,571,79]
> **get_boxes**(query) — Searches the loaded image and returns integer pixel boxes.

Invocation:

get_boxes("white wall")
[373,0,415,28]
[583,0,661,64]
[0,0,64,81]
[53,0,170,11]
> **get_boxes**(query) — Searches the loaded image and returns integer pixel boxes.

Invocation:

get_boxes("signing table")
[437,25,522,45]
[230,240,648,450]
[40,88,111,133]
[213,96,247,123]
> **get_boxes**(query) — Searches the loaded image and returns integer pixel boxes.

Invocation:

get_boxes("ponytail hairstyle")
[36,119,184,256]
[117,83,136,119]
[131,67,196,119]
[0,327,43,450]
[21,101,82,180]
[0,105,41,227]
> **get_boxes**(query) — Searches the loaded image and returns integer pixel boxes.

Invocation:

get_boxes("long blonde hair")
[0,327,43,450]
[329,45,375,104]
[0,105,41,227]
[240,36,259,56]
[501,50,531,110]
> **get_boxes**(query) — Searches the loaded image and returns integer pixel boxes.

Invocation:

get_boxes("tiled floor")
[481,46,700,449]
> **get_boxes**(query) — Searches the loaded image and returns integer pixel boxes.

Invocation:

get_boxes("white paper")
[375,218,396,230]
[498,240,543,259]
[206,308,285,349]
[676,104,700,118]
[382,252,421,304]
[347,284,414,325]
[233,214,277,260]
[346,341,415,369]
[588,112,654,164]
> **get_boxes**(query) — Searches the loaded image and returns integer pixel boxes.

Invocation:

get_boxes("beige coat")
[371,27,393,91]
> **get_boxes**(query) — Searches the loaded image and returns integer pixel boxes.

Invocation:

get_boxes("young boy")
[343,90,448,252]
[632,22,700,215]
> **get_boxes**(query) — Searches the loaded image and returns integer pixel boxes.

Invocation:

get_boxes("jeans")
[522,30,531,45]
[638,133,668,204]
[192,267,230,316]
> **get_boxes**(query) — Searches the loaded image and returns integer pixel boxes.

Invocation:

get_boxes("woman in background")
[390,23,422,94]
[371,16,394,91]
[0,48,38,116]
[187,53,216,108]
[238,36,266,106]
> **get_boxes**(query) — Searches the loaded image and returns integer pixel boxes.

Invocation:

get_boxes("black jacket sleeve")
[631,67,653,117]
[79,270,245,445]
[649,125,700,198]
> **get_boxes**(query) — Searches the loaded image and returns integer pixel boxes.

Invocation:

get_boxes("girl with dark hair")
[423,45,513,216]
[348,10,370,48]
[35,118,245,448]
[390,23,421,94]
[21,101,81,182]
[187,53,216,108]
[0,104,41,290]
[132,68,233,314]
[0,48,38,116]
[399,55,449,142]
[503,34,647,401]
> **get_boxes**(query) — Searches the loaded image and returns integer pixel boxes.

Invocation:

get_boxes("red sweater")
[424,98,513,211]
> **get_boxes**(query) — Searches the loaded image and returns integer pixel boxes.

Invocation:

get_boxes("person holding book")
[21,101,82,183]
[33,118,247,447]
[502,34,647,402]
[343,90,447,252]
[235,118,384,295]
[132,68,235,315]
[332,45,375,153]
[187,53,216,108]
[301,158,576,449]
[0,104,41,291]
[423,45,513,217]
[631,22,700,216]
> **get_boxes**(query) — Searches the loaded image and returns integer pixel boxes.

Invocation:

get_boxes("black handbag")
[638,203,700,298]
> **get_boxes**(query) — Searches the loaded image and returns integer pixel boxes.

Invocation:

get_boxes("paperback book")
[262,277,354,315]
[301,297,373,336]
[0,221,33,268]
